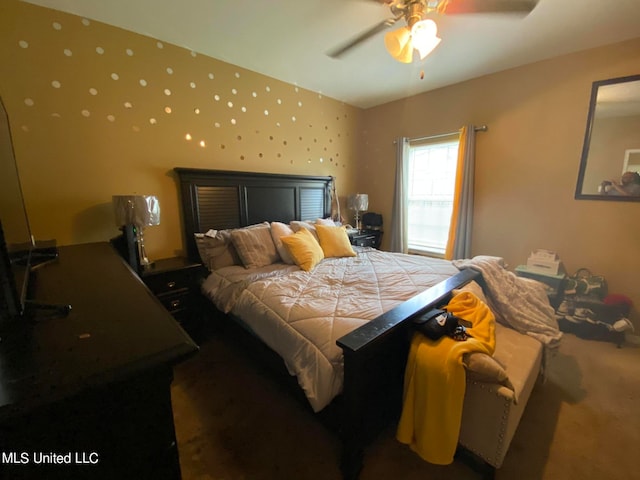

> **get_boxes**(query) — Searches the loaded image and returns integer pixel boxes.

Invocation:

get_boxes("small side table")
[141,257,206,336]
[348,230,383,249]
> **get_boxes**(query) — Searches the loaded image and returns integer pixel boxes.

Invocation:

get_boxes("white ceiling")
[22,0,640,109]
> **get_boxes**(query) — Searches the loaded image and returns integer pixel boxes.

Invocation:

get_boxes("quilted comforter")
[201,248,459,412]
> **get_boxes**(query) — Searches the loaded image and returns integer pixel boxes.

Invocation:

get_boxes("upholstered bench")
[458,322,544,476]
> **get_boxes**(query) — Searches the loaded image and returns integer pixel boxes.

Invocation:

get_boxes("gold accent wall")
[0,0,361,258]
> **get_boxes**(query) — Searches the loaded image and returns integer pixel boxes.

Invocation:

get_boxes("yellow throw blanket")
[396,291,496,465]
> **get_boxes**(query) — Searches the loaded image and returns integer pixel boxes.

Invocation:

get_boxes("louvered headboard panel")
[174,168,332,262]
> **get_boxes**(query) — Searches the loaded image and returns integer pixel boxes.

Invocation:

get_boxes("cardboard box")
[526,249,562,275]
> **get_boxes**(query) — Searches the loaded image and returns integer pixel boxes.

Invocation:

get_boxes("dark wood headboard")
[174,168,332,262]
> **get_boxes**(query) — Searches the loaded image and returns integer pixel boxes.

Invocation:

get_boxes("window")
[407,136,459,256]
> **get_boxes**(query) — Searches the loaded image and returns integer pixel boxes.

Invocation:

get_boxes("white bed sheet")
[201,248,459,411]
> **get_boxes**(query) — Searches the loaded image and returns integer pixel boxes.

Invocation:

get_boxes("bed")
[174,167,483,478]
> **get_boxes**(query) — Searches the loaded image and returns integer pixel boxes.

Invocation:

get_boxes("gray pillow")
[194,229,241,271]
[231,225,280,269]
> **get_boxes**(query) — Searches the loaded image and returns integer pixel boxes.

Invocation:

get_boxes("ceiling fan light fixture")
[384,26,411,61]
[411,19,441,60]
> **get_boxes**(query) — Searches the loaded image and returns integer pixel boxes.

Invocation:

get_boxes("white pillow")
[270,222,295,264]
[290,220,319,242]
[315,218,336,226]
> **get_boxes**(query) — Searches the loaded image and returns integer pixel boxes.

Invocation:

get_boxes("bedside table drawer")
[157,291,192,315]
[144,270,193,296]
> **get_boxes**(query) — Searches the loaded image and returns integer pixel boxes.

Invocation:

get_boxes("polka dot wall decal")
[139,79,147,87]
[235,72,240,78]
[96,47,104,55]
[53,22,62,31]
[89,88,98,95]
[277,99,282,104]
[208,73,214,80]
[166,67,174,74]
[64,49,72,56]
[264,110,269,116]
[291,116,296,122]
[230,119,236,125]
[164,89,171,96]
[298,101,303,107]
[124,102,133,108]
[164,107,172,114]
[149,118,157,125]
[157,41,164,49]
[81,110,90,117]
[227,101,233,108]
[19,40,29,48]
[190,82,196,88]
[111,73,119,80]
[252,92,257,98]
[295,87,299,92]
[214,122,221,128]
[185,133,192,140]
[107,115,115,122]
[82,18,90,26]
[241,107,247,113]
[266,86,271,92]
[232,88,238,95]
[276,122,281,127]
[24,98,34,106]
[51,80,61,88]
[126,49,134,56]
[214,95,220,101]
[194,108,200,114]
[199,141,206,147]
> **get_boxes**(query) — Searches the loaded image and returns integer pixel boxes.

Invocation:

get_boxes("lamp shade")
[411,19,441,60]
[347,194,369,212]
[112,195,161,227]
[384,27,413,63]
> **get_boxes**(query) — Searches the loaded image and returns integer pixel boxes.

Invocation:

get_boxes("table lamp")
[112,195,160,268]
[347,193,368,231]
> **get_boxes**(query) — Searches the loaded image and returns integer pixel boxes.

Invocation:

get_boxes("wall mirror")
[575,74,640,201]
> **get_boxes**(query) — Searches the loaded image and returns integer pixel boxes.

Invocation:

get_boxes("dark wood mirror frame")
[575,74,640,202]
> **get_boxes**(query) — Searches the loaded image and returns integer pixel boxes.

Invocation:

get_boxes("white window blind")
[407,136,459,256]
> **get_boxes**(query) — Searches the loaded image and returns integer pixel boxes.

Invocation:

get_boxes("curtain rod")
[408,125,488,143]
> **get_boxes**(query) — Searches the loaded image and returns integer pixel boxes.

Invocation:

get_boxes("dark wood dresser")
[0,242,198,480]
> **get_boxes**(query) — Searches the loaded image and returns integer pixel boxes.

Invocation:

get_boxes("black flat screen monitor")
[0,96,34,323]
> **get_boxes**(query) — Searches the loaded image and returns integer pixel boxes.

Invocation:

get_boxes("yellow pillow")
[280,227,325,271]
[315,225,356,258]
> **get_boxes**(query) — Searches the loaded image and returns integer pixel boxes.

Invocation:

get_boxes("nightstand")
[348,230,383,248]
[141,257,206,336]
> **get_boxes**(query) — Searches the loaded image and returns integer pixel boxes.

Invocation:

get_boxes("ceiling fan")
[328,0,539,63]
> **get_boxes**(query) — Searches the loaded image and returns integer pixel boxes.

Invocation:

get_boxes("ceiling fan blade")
[327,15,402,58]
[436,0,539,15]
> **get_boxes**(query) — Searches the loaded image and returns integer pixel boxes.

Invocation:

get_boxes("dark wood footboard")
[336,268,481,479]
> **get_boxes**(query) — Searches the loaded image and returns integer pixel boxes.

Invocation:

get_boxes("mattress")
[201,248,459,411]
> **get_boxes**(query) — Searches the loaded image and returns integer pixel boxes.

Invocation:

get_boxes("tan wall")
[360,37,640,327]
[0,0,361,260]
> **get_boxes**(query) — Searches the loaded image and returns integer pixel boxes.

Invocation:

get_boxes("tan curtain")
[390,137,410,253]
[444,125,475,260]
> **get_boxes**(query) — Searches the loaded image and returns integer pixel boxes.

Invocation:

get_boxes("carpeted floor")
[171,325,640,480]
